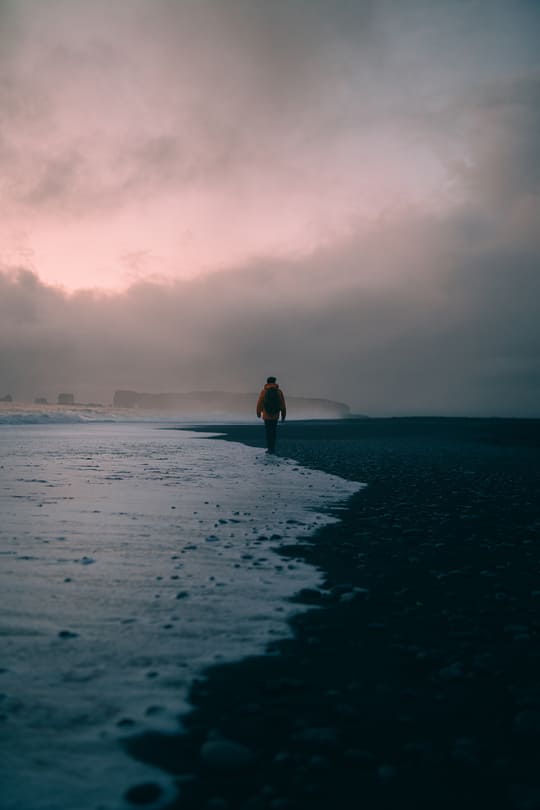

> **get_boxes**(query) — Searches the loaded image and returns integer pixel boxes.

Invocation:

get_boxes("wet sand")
[0,423,360,810]
[126,417,540,810]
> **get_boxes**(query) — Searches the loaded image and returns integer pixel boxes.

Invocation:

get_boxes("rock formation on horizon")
[113,389,350,418]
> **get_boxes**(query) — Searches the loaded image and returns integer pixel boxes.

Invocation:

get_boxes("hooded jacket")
[256,383,286,421]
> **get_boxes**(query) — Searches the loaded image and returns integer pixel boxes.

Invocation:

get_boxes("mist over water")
[1,240,539,418]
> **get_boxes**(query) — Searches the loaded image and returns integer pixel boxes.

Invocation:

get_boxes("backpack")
[263,387,281,415]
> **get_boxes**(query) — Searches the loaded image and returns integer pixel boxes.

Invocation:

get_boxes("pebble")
[200,739,256,770]
[116,717,136,728]
[308,754,329,768]
[331,583,356,596]
[240,797,267,810]
[340,587,369,603]
[207,798,229,810]
[439,661,464,679]
[510,784,540,810]
[513,710,540,738]
[402,741,434,758]
[124,782,163,805]
[452,737,479,766]
[264,677,305,694]
[344,749,375,766]
[270,799,293,810]
[292,726,338,746]
[145,705,164,716]
[505,624,529,635]
[377,764,397,782]
[237,702,261,715]
[295,588,326,604]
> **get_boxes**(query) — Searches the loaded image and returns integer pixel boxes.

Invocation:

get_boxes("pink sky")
[0,0,463,292]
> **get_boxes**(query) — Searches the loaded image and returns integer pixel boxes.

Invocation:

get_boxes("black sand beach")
[126,418,540,810]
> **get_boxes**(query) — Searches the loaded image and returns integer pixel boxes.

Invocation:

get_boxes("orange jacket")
[256,383,286,421]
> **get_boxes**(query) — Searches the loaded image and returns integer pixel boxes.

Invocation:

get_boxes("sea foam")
[0,421,362,809]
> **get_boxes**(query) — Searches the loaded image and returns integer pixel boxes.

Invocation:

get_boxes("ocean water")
[0,420,362,809]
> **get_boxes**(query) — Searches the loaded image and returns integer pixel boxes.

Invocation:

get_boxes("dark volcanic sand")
[126,418,540,810]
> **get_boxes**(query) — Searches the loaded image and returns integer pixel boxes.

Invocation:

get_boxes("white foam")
[0,405,169,425]
[0,422,362,809]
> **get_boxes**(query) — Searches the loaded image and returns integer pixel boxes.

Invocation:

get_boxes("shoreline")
[1,422,361,810]
[126,417,540,809]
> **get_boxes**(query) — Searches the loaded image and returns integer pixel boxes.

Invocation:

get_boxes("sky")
[1,0,539,415]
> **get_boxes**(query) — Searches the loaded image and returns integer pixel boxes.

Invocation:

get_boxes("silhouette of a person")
[256,376,286,454]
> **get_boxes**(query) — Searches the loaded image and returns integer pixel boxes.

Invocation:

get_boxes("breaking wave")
[0,408,121,425]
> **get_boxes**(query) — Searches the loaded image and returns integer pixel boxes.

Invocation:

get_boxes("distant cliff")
[113,390,350,418]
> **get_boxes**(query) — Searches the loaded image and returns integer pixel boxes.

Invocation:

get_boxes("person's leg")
[271,420,277,453]
[264,419,271,451]
[265,419,277,453]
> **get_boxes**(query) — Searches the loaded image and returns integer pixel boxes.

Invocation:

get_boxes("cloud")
[0,1,539,415]
[2,174,539,416]
[5,0,538,288]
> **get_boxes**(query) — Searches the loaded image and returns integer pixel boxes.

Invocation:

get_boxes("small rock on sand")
[200,739,256,770]
[58,630,78,639]
[377,764,397,782]
[513,711,540,738]
[124,782,163,805]
[292,726,339,746]
[439,662,464,679]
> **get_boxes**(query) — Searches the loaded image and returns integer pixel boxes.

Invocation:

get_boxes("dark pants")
[264,419,278,453]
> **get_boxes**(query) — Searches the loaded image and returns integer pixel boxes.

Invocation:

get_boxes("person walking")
[256,376,286,454]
